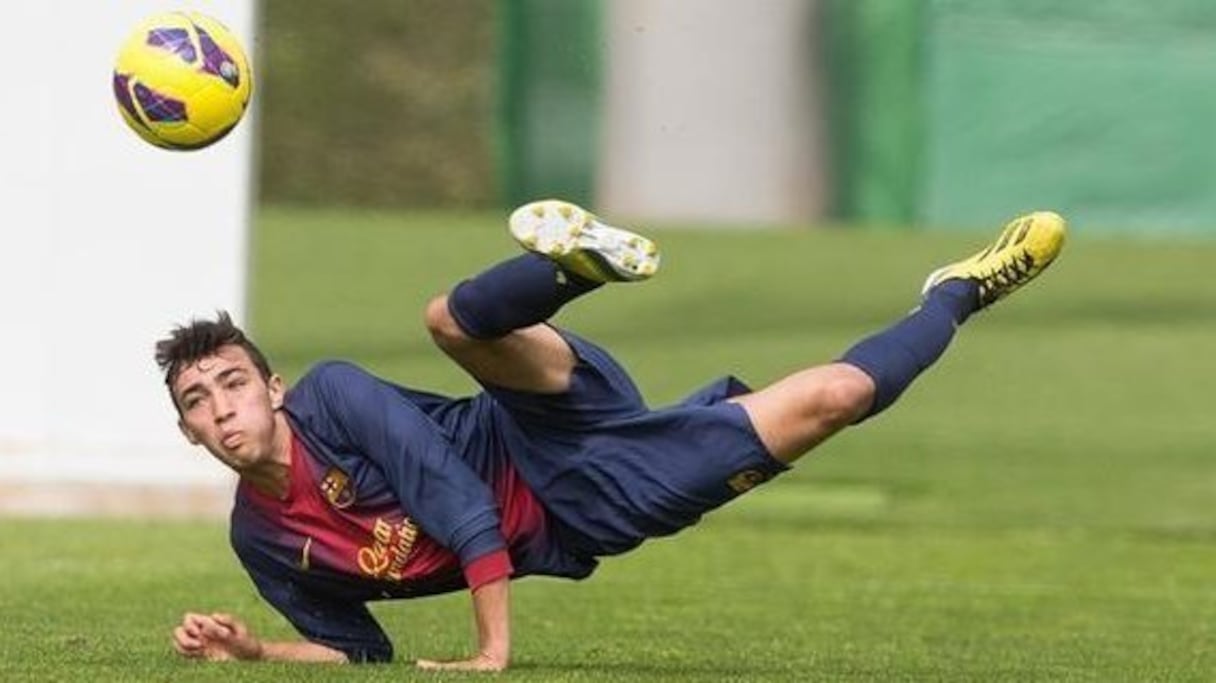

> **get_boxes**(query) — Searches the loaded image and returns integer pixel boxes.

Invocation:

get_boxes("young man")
[163,200,1065,671]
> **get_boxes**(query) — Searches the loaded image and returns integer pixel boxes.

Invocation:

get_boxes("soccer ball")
[112,12,253,150]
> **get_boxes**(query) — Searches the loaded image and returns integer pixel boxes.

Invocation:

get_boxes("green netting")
[823,0,926,227]
[497,0,602,208]
[922,0,1216,234]
[828,0,1216,235]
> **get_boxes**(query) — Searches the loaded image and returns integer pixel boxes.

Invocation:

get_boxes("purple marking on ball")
[133,83,187,123]
[195,26,240,88]
[112,73,151,129]
[146,27,196,64]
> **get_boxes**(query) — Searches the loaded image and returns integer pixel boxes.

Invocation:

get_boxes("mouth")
[220,432,243,450]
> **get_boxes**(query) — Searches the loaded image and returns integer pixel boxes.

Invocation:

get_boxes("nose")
[211,391,236,423]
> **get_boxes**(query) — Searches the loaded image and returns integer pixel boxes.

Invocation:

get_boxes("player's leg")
[425,200,660,393]
[732,211,1067,463]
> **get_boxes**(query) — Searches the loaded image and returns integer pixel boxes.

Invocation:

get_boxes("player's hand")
[416,652,508,672]
[417,575,510,671]
[171,612,263,661]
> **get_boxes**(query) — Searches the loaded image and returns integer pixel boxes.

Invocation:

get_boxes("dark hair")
[155,311,273,396]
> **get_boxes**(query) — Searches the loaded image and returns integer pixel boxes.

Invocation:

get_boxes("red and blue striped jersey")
[229,361,595,662]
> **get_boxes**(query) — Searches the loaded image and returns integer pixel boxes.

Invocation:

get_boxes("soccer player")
[163,200,1065,671]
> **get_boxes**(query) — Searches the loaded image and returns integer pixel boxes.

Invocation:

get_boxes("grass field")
[4,207,1216,681]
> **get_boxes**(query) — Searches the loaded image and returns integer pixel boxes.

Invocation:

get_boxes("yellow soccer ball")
[112,12,253,150]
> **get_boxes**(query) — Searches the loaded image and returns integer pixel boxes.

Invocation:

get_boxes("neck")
[243,412,293,499]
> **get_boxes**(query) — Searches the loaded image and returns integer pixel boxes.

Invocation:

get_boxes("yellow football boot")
[509,199,660,283]
[922,211,1067,307]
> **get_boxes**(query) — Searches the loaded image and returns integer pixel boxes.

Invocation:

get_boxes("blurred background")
[4,0,1216,514]
[262,0,1216,234]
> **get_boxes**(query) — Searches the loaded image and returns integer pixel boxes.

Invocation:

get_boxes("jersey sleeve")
[232,521,394,663]
[293,361,512,586]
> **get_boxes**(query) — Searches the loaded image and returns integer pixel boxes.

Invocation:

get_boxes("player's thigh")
[427,293,577,393]
[446,323,579,393]
[485,328,647,428]
[730,363,875,464]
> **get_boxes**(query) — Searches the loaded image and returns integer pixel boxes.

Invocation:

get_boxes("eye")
[182,395,203,411]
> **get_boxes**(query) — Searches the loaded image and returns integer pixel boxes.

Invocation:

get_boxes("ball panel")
[195,27,239,88]
[146,27,198,65]
[133,83,187,123]
[184,12,253,105]
[111,73,146,128]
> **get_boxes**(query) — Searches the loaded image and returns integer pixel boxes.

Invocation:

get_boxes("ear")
[177,419,200,445]
[268,374,286,410]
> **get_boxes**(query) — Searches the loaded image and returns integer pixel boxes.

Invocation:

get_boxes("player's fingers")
[200,620,232,641]
[172,627,203,654]
[182,612,211,634]
[173,626,198,647]
[210,613,242,634]
[189,613,231,636]
[416,658,503,672]
[172,639,201,657]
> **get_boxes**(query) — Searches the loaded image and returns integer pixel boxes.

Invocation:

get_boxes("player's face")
[171,345,285,471]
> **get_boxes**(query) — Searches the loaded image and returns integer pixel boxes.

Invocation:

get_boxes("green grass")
[4,207,1216,681]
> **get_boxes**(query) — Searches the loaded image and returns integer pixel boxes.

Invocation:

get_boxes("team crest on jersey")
[727,468,771,494]
[319,467,355,509]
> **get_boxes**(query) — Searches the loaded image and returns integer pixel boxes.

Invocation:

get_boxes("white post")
[0,1,257,516]
[597,0,828,226]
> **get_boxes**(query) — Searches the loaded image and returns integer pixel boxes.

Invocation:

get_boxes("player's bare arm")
[416,577,511,672]
[170,581,511,669]
[171,612,346,663]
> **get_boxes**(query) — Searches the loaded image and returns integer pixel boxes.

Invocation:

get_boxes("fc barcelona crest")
[727,468,771,494]
[320,467,356,509]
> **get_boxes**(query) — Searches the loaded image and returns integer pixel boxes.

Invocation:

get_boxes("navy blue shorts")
[484,328,789,557]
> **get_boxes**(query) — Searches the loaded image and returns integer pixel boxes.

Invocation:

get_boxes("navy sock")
[447,253,601,339]
[840,279,979,421]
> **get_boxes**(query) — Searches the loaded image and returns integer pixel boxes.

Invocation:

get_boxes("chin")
[229,444,272,470]
[210,444,250,469]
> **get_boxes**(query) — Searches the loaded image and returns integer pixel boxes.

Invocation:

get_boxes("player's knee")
[424,294,473,350]
[812,368,875,430]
